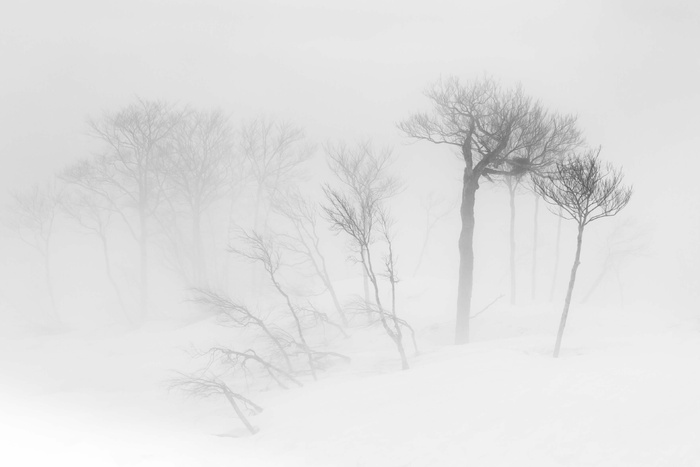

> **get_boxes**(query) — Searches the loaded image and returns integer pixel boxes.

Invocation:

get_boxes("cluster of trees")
[7,100,420,433]
[7,101,316,325]
[400,76,632,353]
[5,76,633,433]
[172,141,419,433]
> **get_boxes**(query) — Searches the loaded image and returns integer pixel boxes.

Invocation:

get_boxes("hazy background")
[1,0,699,318]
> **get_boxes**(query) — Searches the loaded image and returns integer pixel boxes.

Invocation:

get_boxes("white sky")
[1,0,699,306]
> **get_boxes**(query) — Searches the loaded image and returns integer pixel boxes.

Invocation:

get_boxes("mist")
[1,1,699,466]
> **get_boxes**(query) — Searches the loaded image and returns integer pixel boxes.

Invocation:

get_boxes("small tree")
[170,372,263,435]
[59,187,128,321]
[534,149,632,357]
[231,230,322,380]
[239,117,314,231]
[272,190,348,326]
[191,288,294,371]
[323,142,414,370]
[87,98,182,321]
[160,108,234,286]
[9,182,64,322]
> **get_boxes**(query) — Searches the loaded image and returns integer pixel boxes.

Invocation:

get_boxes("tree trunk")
[222,387,259,435]
[43,246,58,323]
[553,224,584,358]
[508,180,517,305]
[253,184,264,231]
[456,172,478,344]
[325,276,347,327]
[251,185,264,302]
[305,240,347,327]
[362,270,371,311]
[139,205,149,322]
[531,194,540,301]
[100,233,128,323]
[364,246,408,370]
[549,208,563,301]
[192,207,206,286]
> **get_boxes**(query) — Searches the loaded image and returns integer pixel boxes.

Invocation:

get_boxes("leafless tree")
[399,76,580,344]
[323,142,413,370]
[59,186,128,321]
[230,230,320,380]
[169,372,262,435]
[326,140,399,306]
[534,149,632,357]
[9,182,64,322]
[530,192,541,301]
[302,301,349,340]
[272,190,348,326]
[504,174,525,304]
[159,108,234,286]
[86,98,182,321]
[191,288,294,371]
[511,115,582,303]
[205,347,303,390]
[239,117,314,231]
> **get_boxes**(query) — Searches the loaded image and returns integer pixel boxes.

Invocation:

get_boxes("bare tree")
[160,108,234,286]
[239,117,314,231]
[400,76,580,344]
[170,372,263,435]
[504,174,525,304]
[511,115,582,303]
[192,282,349,382]
[59,186,128,321]
[231,230,320,380]
[205,347,303,390]
[191,288,294,371]
[326,140,399,307]
[323,142,413,370]
[272,190,348,326]
[503,157,579,305]
[87,98,182,321]
[530,192,540,301]
[534,149,632,357]
[8,182,64,322]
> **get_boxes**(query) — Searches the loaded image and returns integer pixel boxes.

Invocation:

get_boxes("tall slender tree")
[272,190,348,326]
[86,98,181,321]
[504,174,524,304]
[323,142,413,370]
[239,117,314,232]
[161,108,234,286]
[9,182,64,323]
[59,186,128,321]
[534,149,632,357]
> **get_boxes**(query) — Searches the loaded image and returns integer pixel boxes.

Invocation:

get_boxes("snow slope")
[0,287,698,467]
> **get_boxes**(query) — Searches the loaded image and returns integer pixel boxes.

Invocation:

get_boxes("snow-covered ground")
[0,281,698,467]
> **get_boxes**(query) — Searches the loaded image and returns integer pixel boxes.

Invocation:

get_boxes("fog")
[1,1,699,465]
